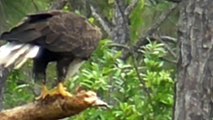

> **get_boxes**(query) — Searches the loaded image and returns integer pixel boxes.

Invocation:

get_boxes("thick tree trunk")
[174,0,213,120]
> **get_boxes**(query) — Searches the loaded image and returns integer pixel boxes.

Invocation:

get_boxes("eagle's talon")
[49,83,73,98]
[57,83,73,97]
[35,85,50,100]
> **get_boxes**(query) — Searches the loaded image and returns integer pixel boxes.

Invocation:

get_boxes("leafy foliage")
[68,40,174,120]
[4,70,33,108]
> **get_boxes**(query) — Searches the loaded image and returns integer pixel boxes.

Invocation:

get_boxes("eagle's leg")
[51,58,74,97]
[50,58,84,97]
[33,59,50,100]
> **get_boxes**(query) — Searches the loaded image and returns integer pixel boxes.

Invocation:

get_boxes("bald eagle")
[0,11,102,99]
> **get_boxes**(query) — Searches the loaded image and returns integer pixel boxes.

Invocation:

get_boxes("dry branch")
[0,90,108,120]
[122,4,179,60]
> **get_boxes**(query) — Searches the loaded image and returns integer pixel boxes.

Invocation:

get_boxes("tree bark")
[174,0,213,120]
[0,90,108,120]
[111,0,130,45]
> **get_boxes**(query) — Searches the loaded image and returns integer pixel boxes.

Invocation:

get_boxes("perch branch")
[0,90,108,120]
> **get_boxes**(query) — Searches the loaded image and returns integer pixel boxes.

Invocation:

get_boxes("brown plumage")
[0,10,102,98]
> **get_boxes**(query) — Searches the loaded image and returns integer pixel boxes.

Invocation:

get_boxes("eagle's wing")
[0,11,102,58]
[0,12,56,42]
[44,12,102,58]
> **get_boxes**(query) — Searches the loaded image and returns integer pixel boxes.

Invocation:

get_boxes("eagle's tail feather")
[0,43,39,69]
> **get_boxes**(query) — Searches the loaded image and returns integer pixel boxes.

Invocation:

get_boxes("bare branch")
[109,43,130,50]
[160,36,177,43]
[154,34,177,58]
[161,57,177,64]
[124,0,139,16]
[122,4,179,60]
[0,90,108,120]
[149,36,177,44]
[90,5,113,36]
[137,4,178,47]
[160,38,177,58]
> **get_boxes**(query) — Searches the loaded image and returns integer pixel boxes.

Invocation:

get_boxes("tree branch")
[154,34,177,58]
[111,0,130,44]
[90,5,113,36]
[136,4,178,49]
[159,36,177,43]
[115,0,126,14]
[124,0,139,17]
[122,4,179,60]
[0,90,108,120]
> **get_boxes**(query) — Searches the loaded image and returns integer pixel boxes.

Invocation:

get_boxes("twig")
[161,57,177,64]
[155,34,177,58]
[109,43,130,50]
[160,36,177,43]
[130,48,151,98]
[0,90,108,120]
[149,36,177,44]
